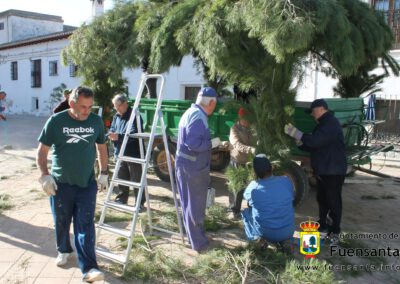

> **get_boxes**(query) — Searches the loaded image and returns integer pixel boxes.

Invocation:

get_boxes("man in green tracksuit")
[36,87,108,283]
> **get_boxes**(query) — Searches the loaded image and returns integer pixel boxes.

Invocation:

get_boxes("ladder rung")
[118,156,146,164]
[129,133,162,139]
[112,178,141,188]
[151,225,182,236]
[96,247,126,264]
[104,200,137,214]
[98,223,131,238]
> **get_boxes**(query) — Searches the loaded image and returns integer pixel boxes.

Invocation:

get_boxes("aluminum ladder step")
[98,223,131,238]
[118,156,146,164]
[129,132,162,139]
[112,178,141,188]
[104,200,137,214]
[96,247,126,264]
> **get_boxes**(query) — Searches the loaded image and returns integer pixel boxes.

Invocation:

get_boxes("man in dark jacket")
[109,94,145,207]
[53,89,72,113]
[284,99,346,245]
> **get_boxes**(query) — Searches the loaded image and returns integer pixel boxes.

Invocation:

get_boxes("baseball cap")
[253,154,272,178]
[198,87,217,98]
[305,99,328,114]
[238,107,246,117]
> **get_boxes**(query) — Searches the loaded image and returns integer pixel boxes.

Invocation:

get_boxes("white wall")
[296,50,400,102]
[1,41,206,114]
[9,16,63,43]
[124,55,205,100]
[0,38,81,115]
[0,16,10,44]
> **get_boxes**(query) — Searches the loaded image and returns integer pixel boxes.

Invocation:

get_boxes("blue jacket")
[243,176,294,231]
[300,111,347,175]
[110,107,144,158]
[175,104,211,172]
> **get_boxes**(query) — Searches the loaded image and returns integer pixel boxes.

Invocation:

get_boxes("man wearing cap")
[242,154,294,243]
[284,98,346,244]
[175,87,219,252]
[227,107,256,218]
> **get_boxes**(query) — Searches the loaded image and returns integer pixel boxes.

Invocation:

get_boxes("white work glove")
[206,187,216,208]
[211,137,221,149]
[221,141,229,147]
[221,141,233,150]
[250,147,256,155]
[97,174,108,191]
[284,123,303,141]
[39,175,57,196]
[295,139,303,146]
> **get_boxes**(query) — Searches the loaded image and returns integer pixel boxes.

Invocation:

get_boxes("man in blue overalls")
[175,87,219,252]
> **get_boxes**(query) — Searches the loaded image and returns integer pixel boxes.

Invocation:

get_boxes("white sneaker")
[55,252,71,266]
[83,268,104,283]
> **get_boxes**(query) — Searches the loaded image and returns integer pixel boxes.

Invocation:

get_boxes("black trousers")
[228,160,245,213]
[116,161,145,205]
[229,189,244,213]
[316,175,345,234]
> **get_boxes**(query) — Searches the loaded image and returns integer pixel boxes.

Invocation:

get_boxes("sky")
[0,0,114,27]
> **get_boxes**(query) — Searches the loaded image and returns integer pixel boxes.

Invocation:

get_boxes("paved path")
[1,115,399,283]
[0,115,129,283]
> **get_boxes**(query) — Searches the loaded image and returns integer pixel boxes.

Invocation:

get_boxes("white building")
[0,4,206,115]
[1,0,399,116]
[298,0,400,101]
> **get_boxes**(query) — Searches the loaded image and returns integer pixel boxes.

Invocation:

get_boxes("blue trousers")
[242,208,294,243]
[50,180,98,274]
[175,164,210,251]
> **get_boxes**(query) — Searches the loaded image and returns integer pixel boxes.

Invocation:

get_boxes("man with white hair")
[175,87,219,252]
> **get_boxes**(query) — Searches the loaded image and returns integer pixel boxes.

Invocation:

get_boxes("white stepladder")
[95,74,185,272]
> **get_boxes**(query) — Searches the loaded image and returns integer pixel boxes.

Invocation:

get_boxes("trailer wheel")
[210,150,231,171]
[283,161,309,207]
[152,143,176,182]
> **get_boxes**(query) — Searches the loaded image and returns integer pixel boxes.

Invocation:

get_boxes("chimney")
[91,0,105,19]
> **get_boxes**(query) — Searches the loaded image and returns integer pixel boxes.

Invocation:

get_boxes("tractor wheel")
[152,143,176,182]
[210,150,231,171]
[283,161,309,207]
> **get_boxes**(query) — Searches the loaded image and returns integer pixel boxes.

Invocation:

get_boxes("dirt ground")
[0,115,399,283]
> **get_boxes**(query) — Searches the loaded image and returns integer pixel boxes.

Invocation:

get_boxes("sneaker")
[134,204,145,213]
[255,237,269,249]
[83,268,104,283]
[55,252,71,266]
[318,222,330,233]
[114,197,128,205]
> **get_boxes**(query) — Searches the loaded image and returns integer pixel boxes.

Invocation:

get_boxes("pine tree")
[63,0,397,160]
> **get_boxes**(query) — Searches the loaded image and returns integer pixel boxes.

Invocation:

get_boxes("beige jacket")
[229,121,255,164]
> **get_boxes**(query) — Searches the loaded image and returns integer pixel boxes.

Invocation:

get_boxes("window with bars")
[184,86,201,101]
[69,62,78,77]
[11,61,18,80]
[49,60,58,76]
[31,59,41,88]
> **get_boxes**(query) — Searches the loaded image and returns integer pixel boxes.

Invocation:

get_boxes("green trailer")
[129,98,393,206]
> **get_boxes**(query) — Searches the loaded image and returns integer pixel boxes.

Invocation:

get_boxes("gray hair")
[69,86,94,103]
[196,95,216,107]
[112,94,128,105]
